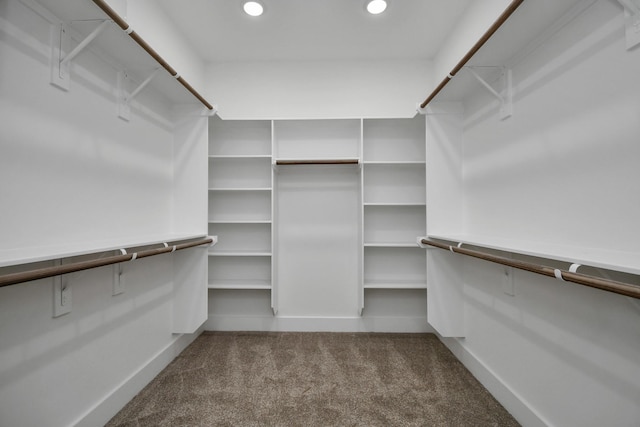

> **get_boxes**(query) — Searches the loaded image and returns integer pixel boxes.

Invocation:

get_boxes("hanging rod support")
[125,68,161,104]
[419,238,640,300]
[465,66,512,120]
[117,69,161,121]
[60,20,110,67]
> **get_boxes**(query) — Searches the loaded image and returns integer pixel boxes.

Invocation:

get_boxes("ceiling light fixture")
[366,0,387,15]
[243,1,264,17]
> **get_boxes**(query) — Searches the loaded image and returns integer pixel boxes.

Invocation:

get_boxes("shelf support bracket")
[117,69,161,121]
[466,66,512,120]
[617,0,640,49]
[60,20,110,67]
[51,21,110,91]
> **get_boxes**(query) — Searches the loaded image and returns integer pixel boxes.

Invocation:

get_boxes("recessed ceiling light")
[243,1,264,17]
[366,0,387,15]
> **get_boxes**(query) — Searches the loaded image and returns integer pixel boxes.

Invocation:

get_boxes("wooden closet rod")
[420,239,640,300]
[91,0,214,110]
[0,237,213,288]
[276,159,359,165]
[419,0,525,109]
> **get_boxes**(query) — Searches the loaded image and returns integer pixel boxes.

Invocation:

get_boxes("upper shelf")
[0,233,209,268]
[428,233,640,276]
[429,0,586,104]
[29,0,213,110]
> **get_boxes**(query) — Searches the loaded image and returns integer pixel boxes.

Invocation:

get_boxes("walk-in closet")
[1,0,639,425]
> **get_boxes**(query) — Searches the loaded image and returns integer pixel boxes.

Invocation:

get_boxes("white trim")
[72,329,203,427]
[204,315,433,333]
[437,336,551,427]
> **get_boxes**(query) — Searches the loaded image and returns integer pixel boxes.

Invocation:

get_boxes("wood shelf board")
[0,233,207,268]
[428,234,640,276]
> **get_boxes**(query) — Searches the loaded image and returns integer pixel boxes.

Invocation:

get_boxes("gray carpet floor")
[107,332,520,426]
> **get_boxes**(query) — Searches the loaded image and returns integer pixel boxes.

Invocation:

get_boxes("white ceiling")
[155,0,472,63]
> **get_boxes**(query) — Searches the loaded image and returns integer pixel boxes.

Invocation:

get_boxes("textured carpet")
[106,332,519,426]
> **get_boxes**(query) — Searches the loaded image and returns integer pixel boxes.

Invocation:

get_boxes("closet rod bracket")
[51,21,110,91]
[617,0,640,49]
[117,69,160,121]
[465,66,512,120]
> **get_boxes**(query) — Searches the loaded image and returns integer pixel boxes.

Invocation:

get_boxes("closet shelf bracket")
[617,0,640,49]
[465,66,512,120]
[117,69,160,121]
[51,20,110,91]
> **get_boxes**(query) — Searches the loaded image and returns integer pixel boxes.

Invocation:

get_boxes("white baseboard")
[437,336,551,427]
[73,328,204,427]
[204,315,434,333]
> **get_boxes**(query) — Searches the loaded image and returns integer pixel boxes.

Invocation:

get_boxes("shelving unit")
[273,119,361,318]
[207,118,274,298]
[361,116,427,300]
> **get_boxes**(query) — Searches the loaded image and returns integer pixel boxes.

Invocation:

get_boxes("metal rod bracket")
[118,69,161,121]
[466,66,512,120]
[51,21,110,91]
[50,24,70,90]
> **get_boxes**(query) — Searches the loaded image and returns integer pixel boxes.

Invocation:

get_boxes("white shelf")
[364,280,427,290]
[0,233,208,268]
[208,251,272,257]
[208,188,272,191]
[364,243,419,248]
[363,163,426,205]
[364,202,426,207]
[208,280,271,290]
[34,0,208,108]
[428,234,640,276]
[208,155,272,159]
[209,220,272,224]
[209,118,272,156]
[434,0,587,103]
[362,117,426,162]
[362,161,425,165]
[274,119,360,159]
[208,190,271,223]
[208,255,271,288]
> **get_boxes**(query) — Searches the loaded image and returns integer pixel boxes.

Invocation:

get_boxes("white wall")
[431,0,511,88]
[206,59,432,119]
[106,0,206,91]
[0,1,206,425]
[428,1,640,425]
